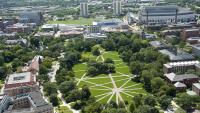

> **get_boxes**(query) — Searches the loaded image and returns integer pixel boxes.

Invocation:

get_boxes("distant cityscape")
[0,0,200,113]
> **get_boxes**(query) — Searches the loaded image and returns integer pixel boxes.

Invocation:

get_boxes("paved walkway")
[47,53,80,113]
[108,73,125,105]
[48,61,60,82]
[57,90,80,113]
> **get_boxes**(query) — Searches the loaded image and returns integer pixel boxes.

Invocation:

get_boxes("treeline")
[87,60,115,77]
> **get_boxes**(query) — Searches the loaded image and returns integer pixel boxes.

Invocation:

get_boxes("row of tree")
[87,60,115,77]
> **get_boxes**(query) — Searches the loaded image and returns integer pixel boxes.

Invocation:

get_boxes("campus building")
[19,11,43,25]
[164,73,199,87]
[163,61,200,74]
[4,91,53,113]
[0,94,12,113]
[191,44,200,57]
[149,41,169,50]
[80,2,89,17]
[113,0,122,16]
[87,25,102,34]
[3,72,39,97]
[180,28,199,40]
[192,83,200,96]
[159,49,194,62]
[138,5,196,26]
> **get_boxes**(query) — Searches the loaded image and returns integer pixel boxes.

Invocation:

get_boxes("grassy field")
[48,18,96,25]
[73,50,147,105]
[55,106,73,113]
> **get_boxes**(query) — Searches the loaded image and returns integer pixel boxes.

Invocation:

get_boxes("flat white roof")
[165,61,200,67]
[193,83,200,89]
[7,72,33,84]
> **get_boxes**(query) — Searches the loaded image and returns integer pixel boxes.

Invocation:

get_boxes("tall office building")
[80,2,89,17]
[113,0,122,16]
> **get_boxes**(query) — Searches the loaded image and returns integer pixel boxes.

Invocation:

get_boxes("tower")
[113,0,122,16]
[80,2,89,17]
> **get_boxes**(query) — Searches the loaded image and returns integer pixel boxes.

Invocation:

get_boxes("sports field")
[73,50,147,105]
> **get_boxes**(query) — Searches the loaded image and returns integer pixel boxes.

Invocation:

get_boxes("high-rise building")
[80,2,89,17]
[113,0,122,16]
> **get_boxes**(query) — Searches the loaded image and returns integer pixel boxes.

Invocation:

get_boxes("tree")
[87,66,98,77]
[0,56,4,66]
[92,47,100,56]
[49,94,59,106]
[71,100,83,110]
[30,37,40,48]
[176,93,193,110]
[141,70,153,92]
[129,101,135,113]
[151,77,165,93]
[39,64,49,75]
[159,96,171,110]
[65,89,81,103]
[43,82,57,96]
[81,85,91,100]
[104,58,114,64]
[82,103,102,113]
[120,50,132,62]
[118,101,125,108]
[129,61,141,75]
[59,81,76,96]
[133,94,143,107]
[102,39,115,51]
[38,74,50,84]
[144,95,156,107]
[134,105,159,113]
[56,69,74,84]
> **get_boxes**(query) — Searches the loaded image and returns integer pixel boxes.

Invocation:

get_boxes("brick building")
[3,72,39,97]
[180,28,199,40]
[164,73,199,87]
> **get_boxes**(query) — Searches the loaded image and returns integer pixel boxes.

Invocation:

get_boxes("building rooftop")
[164,60,200,68]
[193,83,200,89]
[159,49,194,62]
[4,72,36,89]
[29,91,50,107]
[174,82,187,88]
[84,33,107,39]
[184,28,199,32]
[5,91,53,113]
[149,41,168,49]
[191,44,200,50]
[164,73,199,82]
[140,5,194,16]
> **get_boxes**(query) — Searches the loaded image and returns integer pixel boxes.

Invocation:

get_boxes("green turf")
[82,52,97,60]
[102,52,121,61]
[75,50,147,105]
[73,63,87,70]
[56,106,73,113]
[85,77,111,84]
[74,71,86,79]
[116,66,131,75]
